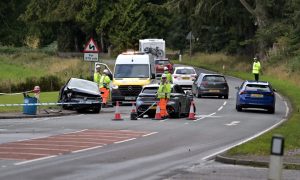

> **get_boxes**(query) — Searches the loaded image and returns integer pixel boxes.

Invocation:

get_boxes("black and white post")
[268,134,284,180]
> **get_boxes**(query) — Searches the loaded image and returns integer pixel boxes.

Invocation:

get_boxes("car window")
[245,84,271,92]
[142,87,158,94]
[203,75,225,82]
[155,60,170,65]
[172,85,184,94]
[175,68,195,74]
[114,64,149,78]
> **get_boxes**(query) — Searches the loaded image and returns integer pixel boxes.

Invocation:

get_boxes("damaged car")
[58,78,102,113]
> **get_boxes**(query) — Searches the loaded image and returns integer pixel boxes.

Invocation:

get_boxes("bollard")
[179,54,182,62]
[268,134,284,180]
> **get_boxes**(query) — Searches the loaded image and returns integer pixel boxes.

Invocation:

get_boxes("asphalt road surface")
[0,67,291,180]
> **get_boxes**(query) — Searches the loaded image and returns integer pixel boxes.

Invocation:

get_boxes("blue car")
[235,81,276,113]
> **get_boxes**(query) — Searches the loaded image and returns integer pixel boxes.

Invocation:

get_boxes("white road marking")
[194,112,218,122]
[284,101,289,117]
[114,138,136,144]
[202,118,287,161]
[218,106,223,111]
[225,121,240,126]
[223,101,227,106]
[142,132,158,137]
[15,155,57,165]
[72,145,104,153]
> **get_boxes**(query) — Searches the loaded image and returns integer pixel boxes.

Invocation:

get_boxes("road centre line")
[217,106,223,111]
[114,138,136,144]
[72,145,104,153]
[15,155,57,166]
[142,132,158,137]
[202,118,288,161]
[223,101,227,106]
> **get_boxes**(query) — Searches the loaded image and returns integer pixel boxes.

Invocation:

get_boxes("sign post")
[83,38,100,79]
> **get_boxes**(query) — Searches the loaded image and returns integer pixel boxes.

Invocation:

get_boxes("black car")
[136,84,194,118]
[58,78,102,113]
[192,73,229,99]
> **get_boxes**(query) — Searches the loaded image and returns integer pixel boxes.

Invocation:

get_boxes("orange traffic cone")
[153,102,163,120]
[112,101,123,120]
[187,101,196,120]
[130,102,138,120]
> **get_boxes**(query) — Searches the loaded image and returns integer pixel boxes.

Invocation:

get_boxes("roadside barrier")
[187,101,196,120]
[130,102,138,120]
[0,90,34,96]
[112,101,123,120]
[0,101,101,107]
[153,102,162,120]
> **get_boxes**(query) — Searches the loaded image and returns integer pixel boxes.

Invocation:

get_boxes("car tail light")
[201,81,208,87]
[173,75,177,79]
[239,91,247,95]
[266,92,274,96]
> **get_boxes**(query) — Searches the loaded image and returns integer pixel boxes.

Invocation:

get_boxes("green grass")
[0,92,59,112]
[176,53,300,155]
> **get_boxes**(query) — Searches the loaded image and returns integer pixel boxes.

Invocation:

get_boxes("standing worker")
[100,69,111,108]
[162,66,172,83]
[252,57,261,81]
[94,65,102,86]
[157,74,171,119]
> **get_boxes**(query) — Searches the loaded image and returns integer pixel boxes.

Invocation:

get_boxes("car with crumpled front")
[136,84,194,118]
[58,78,102,113]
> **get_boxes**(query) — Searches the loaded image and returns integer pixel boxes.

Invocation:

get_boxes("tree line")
[1,0,300,59]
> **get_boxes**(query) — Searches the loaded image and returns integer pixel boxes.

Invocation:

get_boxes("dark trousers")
[254,73,259,81]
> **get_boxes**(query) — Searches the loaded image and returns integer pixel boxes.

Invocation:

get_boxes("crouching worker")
[157,74,171,119]
[100,69,111,108]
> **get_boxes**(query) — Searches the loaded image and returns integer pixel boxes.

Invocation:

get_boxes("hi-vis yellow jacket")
[157,83,171,99]
[252,61,261,74]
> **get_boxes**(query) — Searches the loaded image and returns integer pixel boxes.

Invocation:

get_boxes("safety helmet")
[164,67,168,71]
[161,74,167,79]
[254,57,257,60]
[103,69,109,74]
[96,65,101,69]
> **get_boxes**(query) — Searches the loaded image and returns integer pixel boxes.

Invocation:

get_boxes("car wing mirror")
[273,89,277,92]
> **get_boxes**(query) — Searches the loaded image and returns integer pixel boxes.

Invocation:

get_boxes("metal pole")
[190,35,192,61]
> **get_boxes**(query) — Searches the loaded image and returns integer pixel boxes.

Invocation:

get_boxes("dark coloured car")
[192,73,229,99]
[136,84,194,118]
[155,58,173,77]
[236,80,276,113]
[58,78,102,113]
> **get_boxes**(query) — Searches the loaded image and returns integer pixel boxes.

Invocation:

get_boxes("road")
[0,67,290,180]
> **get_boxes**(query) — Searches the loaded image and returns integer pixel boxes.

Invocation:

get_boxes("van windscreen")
[114,64,149,78]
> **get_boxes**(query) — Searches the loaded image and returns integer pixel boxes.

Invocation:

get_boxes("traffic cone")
[187,101,196,120]
[153,102,163,120]
[130,102,138,120]
[112,101,123,120]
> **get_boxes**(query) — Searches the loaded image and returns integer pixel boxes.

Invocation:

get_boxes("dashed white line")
[114,138,136,144]
[15,155,57,165]
[72,145,104,153]
[218,106,223,111]
[223,101,227,106]
[142,132,158,137]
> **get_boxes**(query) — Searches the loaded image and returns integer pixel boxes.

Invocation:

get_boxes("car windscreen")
[67,79,99,92]
[203,75,226,82]
[245,84,271,92]
[155,60,170,65]
[175,68,195,74]
[114,64,149,78]
[142,87,158,94]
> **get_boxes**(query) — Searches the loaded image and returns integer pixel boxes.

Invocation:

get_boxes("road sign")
[84,53,99,62]
[83,38,100,53]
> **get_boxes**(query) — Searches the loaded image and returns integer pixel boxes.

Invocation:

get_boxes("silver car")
[192,73,229,99]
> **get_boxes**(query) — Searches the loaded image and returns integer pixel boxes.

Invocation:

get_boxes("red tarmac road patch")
[0,129,151,161]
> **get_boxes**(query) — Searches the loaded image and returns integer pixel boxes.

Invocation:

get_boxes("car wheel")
[236,105,242,112]
[224,95,228,99]
[173,104,181,118]
[148,112,155,118]
[77,109,86,113]
[268,107,275,114]
[93,107,101,113]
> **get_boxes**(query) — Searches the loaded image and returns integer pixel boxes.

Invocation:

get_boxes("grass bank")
[176,53,300,156]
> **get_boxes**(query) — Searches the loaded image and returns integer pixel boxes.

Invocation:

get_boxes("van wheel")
[224,95,228,99]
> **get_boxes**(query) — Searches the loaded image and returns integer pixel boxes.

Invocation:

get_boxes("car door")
[174,85,188,113]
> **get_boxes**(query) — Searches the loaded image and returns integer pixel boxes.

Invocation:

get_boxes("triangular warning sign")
[83,38,100,53]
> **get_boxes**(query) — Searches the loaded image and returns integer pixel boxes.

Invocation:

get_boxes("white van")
[111,52,156,103]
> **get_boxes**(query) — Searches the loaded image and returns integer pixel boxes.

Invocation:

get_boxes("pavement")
[0,109,300,179]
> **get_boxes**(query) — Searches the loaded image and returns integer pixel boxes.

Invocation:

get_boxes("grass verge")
[0,92,59,113]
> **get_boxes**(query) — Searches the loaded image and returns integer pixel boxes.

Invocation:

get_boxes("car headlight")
[67,92,72,98]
